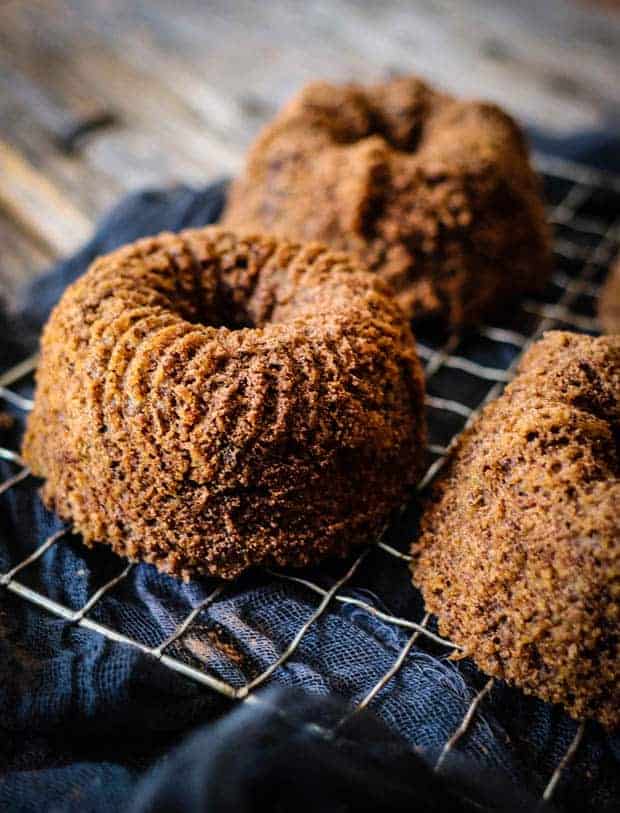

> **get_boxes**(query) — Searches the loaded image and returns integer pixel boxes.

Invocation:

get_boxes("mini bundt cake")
[223,76,552,330]
[23,227,427,579]
[412,331,619,727]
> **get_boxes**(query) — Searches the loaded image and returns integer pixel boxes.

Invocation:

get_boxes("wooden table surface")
[1,0,619,308]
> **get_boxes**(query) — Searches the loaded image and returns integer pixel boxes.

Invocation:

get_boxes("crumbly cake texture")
[23,227,427,579]
[223,76,552,329]
[412,331,620,728]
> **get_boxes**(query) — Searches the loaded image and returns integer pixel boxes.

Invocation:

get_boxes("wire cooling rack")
[1,153,618,807]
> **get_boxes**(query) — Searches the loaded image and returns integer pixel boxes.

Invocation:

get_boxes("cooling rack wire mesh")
[1,154,618,806]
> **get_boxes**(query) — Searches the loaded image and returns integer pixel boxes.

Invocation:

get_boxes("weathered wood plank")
[0,140,93,256]
[0,211,54,308]
[0,0,618,298]
[0,1,243,177]
[0,68,123,215]
[100,0,620,133]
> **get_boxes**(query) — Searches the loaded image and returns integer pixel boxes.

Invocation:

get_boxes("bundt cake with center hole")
[412,331,619,728]
[22,227,427,579]
[222,75,552,330]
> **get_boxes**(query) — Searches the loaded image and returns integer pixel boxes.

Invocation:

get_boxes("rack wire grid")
[1,153,618,807]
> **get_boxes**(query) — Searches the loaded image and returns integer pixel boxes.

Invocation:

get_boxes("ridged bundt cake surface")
[223,76,552,329]
[412,331,620,727]
[23,227,427,579]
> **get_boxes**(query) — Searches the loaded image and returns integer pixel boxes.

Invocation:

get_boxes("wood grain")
[0,0,618,309]
[0,140,93,256]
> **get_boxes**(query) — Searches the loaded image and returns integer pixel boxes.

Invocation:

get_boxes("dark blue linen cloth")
[1,139,619,812]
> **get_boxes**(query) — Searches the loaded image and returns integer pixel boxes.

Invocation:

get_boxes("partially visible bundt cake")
[412,331,620,728]
[23,228,427,579]
[223,76,552,330]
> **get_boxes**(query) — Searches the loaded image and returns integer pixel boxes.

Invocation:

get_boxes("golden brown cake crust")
[223,76,552,329]
[412,331,620,728]
[23,227,426,579]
